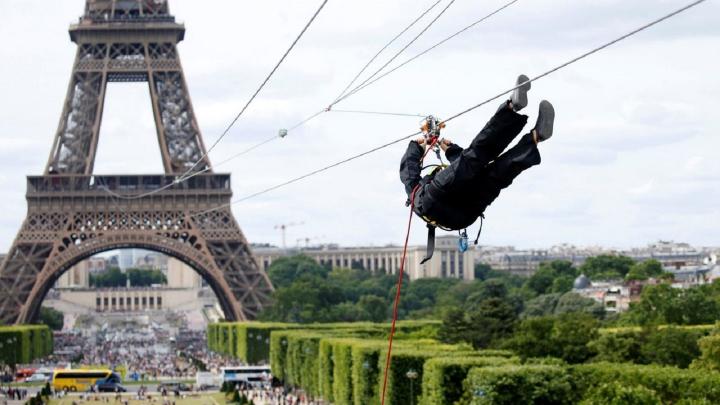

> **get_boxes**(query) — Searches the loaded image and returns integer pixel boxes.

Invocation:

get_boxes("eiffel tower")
[0,0,273,324]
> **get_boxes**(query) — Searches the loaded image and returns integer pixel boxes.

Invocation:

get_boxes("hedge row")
[459,362,720,404]
[420,356,517,405]
[208,320,440,364]
[0,325,53,365]
[269,327,515,405]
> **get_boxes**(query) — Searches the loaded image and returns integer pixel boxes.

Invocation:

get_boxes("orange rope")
[380,136,438,405]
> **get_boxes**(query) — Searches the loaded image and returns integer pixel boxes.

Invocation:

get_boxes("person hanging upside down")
[400,74,555,231]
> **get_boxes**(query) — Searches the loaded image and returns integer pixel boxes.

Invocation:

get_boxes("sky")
[0,0,718,252]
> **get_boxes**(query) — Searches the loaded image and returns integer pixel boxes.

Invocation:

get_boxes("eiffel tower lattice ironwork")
[0,0,273,324]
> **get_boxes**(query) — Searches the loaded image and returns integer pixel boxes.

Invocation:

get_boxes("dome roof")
[573,274,591,289]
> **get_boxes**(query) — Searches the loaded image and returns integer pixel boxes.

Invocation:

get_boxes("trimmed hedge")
[318,338,335,402]
[265,324,511,405]
[0,325,53,365]
[570,362,720,403]
[462,365,574,404]
[351,340,387,405]
[420,356,518,405]
[332,339,357,405]
[286,332,325,396]
[379,346,479,405]
[209,320,440,363]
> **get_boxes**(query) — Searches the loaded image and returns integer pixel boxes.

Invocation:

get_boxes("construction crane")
[295,235,326,249]
[274,222,304,249]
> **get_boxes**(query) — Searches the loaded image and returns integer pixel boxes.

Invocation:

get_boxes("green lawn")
[49,392,227,404]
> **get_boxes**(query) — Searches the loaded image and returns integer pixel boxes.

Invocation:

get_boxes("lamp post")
[406,369,419,405]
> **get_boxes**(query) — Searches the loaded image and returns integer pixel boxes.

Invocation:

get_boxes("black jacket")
[399,141,476,230]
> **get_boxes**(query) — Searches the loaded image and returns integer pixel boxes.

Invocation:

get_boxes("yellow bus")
[52,369,118,392]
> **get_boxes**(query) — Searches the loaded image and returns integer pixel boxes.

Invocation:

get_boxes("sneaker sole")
[536,100,555,141]
[512,74,531,111]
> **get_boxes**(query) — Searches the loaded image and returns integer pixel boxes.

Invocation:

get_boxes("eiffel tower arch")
[0,0,274,324]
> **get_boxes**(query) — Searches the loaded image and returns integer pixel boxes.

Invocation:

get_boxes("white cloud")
[0,0,718,252]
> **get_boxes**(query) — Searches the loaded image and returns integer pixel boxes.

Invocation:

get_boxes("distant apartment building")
[624,240,705,269]
[572,275,634,313]
[477,241,710,277]
[253,235,474,281]
[476,244,607,277]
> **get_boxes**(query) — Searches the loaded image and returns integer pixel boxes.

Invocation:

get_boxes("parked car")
[96,380,126,393]
[25,373,50,383]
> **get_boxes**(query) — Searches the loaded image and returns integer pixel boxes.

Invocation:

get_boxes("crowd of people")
[237,386,325,405]
[0,386,29,401]
[8,312,244,381]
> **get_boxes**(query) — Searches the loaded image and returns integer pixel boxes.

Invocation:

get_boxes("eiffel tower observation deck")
[0,0,274,325]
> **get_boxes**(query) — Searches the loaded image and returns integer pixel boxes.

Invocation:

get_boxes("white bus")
[220,366,271,388]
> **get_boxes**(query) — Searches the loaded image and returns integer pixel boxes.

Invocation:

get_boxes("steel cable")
[192,0,708,216]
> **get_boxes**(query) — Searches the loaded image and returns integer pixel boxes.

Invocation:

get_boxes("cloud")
[0,0,718,252]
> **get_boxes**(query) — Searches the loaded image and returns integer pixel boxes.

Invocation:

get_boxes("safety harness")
[412,116,484,264]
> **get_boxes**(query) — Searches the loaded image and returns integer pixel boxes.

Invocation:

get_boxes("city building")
[56,257,106,288]
[572,275,633,313]
[625,240,705,269]
[46,253,218,316]
[253,235,474,281]
[118,249,137,270]
[476,244,608,277]
[477,241,712,277]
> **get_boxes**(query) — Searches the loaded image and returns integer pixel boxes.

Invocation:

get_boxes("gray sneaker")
[510,74,531,111]
[534,100,555,142]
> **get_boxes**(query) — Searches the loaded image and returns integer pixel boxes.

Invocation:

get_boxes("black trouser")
[429,106,541,216]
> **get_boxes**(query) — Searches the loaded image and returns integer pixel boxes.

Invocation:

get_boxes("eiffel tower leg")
[0,210,65,325]
[46,46,108,175]
[190,208,274,320]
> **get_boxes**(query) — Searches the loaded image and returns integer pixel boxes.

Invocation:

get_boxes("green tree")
[89,267,127,287]
[554,292,605,318]
[624,284,720,326]
[551,312,599,363]
[579,255,635,280]
[625,260,665,281]
[127,268,167,286]
[526,261,577,296]
[39,307,64,331]
[639,327,701,368]
[357,295,387,322]
[474,263,493,280]
[522,293,562,317]
[439,306,472,344]
[588,330,644,364]
[690,329,720,371]
[267,255,328,289]
[503,316,557,359]
[467,298,518,349]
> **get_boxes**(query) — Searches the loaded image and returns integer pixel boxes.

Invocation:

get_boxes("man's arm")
[441,138,463,163]
[399,139,425,195]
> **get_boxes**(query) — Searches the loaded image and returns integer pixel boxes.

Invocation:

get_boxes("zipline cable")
[282,0,521,139]
[99,0,330,200]
[182,0,330,177]
[331,0,457,105]
[333,0,444,104]
[178,0,511,177]
[191,0,708,217]
[334,0,521,106]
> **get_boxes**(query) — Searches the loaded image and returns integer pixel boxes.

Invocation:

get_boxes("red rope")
[380,136,438,405]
